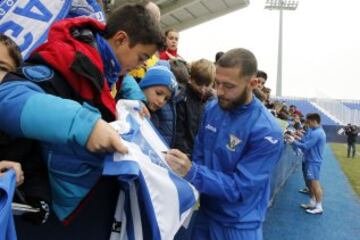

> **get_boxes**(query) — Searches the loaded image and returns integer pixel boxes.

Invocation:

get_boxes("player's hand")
[86,119,128,154]
[165,149,192,177]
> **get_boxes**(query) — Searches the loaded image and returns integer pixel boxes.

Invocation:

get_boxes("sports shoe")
[306,208,323,215]
[300,203,315,209]
[298,188,310,194]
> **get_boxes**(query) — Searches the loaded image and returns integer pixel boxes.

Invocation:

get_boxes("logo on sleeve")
[205,124,217,133]
[22,65,54,82]
[264,136,278,144]
[226,134,241,151]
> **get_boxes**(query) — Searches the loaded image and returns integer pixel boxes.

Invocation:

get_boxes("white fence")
[313,98,360,126]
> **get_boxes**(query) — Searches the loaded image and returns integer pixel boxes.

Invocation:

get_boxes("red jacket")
[30,17,116,120]
[159,49,179,60]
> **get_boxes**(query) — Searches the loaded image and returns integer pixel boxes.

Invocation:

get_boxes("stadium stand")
[314,98,360,126]
[274,97,339,126]
[342,101,360,111]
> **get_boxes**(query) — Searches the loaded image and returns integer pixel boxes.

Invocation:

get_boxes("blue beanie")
[139,66,178,94]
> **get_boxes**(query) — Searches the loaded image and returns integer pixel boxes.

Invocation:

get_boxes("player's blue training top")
[184,97,284,229]
[293,126,326,164]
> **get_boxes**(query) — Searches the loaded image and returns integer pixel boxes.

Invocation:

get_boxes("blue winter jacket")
[293,126,326,164]
[0,79,102,221]
[151,100,177,147]
[184,97,284,229]
[116,74,147,102]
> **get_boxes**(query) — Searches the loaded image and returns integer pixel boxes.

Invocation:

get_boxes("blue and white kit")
[104,100,199,240]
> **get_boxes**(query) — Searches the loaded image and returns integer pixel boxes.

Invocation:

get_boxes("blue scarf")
[96,34,121,88]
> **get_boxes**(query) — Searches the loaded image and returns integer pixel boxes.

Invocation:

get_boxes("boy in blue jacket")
[165,48,284,240]
[0,3,163,239]
[139,65,179,145]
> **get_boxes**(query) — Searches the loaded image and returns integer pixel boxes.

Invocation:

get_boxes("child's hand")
[86,119,129,154]
[139,104,151,119]
[0,160,24,186]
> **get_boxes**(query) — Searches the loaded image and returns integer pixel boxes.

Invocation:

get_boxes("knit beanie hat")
[139,66,178,94]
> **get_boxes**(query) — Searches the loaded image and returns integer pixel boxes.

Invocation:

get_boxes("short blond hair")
[190,59,215,86]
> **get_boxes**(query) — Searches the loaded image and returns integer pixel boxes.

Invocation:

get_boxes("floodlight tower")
[265,0,298,97]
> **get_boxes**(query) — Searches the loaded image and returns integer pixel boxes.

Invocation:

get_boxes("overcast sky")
[179,0,360,100]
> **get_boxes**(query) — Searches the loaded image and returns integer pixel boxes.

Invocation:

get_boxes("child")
[0,34,22,72]
[174,59,216,155]
[159,29,184,61]
[139,66,178,144]
[0,4,163,238]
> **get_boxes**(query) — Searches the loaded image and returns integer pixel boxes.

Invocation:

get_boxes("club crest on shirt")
[226,134,241,151]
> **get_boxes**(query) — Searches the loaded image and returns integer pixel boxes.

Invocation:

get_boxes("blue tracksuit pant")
[190,211,263,240]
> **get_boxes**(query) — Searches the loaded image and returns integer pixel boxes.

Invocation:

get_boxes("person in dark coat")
[174,59,216,156]
[345,124,358,158]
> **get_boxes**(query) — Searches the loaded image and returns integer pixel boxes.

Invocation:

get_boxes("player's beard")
[218,86,251,110]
